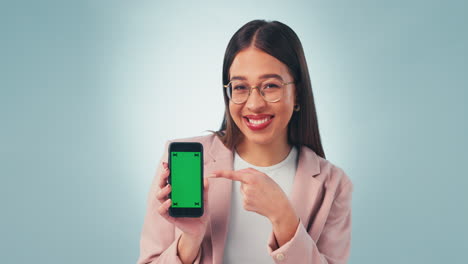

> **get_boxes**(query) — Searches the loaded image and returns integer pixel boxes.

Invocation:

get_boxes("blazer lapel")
[204,136,233,264]
[288,146,323,241]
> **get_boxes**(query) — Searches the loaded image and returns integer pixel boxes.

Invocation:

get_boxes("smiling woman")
[137,19,354,264]
[226,47,298,165]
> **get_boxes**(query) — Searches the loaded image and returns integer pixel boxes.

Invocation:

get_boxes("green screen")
[170,151,202,208]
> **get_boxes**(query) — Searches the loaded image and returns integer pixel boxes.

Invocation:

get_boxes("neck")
[235,137,292,167]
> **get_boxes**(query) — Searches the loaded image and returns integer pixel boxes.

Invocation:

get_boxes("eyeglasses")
[224,79,294,104]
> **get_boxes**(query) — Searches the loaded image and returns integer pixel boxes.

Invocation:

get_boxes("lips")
[243,114,274,131]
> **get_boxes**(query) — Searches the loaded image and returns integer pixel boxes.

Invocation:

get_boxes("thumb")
[203,177,209,199]
[204,177,209,190]
[203,177,210,215]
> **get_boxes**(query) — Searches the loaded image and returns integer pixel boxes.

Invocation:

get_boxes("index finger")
[209,170,248,183]
[158,162,170,188]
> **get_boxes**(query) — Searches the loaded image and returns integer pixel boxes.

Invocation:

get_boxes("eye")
[233,85,248,91]
[264,83,280,89]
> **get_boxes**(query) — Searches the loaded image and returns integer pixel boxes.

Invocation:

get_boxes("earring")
[294,104,300,112]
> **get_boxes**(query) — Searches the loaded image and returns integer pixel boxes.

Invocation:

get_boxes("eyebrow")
[230,73,284,81]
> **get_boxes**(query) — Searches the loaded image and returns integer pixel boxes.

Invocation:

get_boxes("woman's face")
[228,47,296,148]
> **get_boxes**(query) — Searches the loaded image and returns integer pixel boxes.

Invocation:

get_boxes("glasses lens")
[261,79,283,102]
[228,81,249,103]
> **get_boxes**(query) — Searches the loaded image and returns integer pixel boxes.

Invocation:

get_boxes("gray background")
[1,0,467,263]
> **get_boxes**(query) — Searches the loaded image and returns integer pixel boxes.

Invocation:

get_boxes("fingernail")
[208,173,217,178]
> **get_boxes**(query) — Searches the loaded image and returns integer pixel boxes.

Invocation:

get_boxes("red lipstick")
[243,114,274,131]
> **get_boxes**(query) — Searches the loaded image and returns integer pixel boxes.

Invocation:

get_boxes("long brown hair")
[212,19,326,159]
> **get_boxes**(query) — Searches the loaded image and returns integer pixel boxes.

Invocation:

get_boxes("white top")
[223,146,298,263]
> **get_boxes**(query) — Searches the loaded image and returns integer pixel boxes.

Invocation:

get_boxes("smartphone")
[168,142,204,217]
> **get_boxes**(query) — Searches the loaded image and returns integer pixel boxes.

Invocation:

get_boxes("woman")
[137,20,353,264]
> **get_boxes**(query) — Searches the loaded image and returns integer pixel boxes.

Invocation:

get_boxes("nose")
[246,87,266,112]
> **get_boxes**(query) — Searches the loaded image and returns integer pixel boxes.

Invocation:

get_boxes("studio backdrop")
[1,0,467,263]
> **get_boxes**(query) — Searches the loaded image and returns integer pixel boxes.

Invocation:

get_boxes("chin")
[240,129,277,146]
[247,137,274,146]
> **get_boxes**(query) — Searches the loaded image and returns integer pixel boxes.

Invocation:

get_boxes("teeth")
[248,117,271,125]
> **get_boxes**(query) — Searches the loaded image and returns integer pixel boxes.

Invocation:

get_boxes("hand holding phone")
[155,142,210,237]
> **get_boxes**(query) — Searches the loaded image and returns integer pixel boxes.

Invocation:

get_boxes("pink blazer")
[137,134,354,264]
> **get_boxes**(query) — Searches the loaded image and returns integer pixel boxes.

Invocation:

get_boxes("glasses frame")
[223,80,295,104]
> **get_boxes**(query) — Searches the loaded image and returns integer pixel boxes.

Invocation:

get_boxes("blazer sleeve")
[137,141,202,264]
[267,172,354,264]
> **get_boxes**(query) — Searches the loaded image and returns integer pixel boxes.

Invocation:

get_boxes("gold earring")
[294,104,300,112]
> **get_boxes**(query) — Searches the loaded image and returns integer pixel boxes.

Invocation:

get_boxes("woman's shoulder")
[301,145,353,194]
